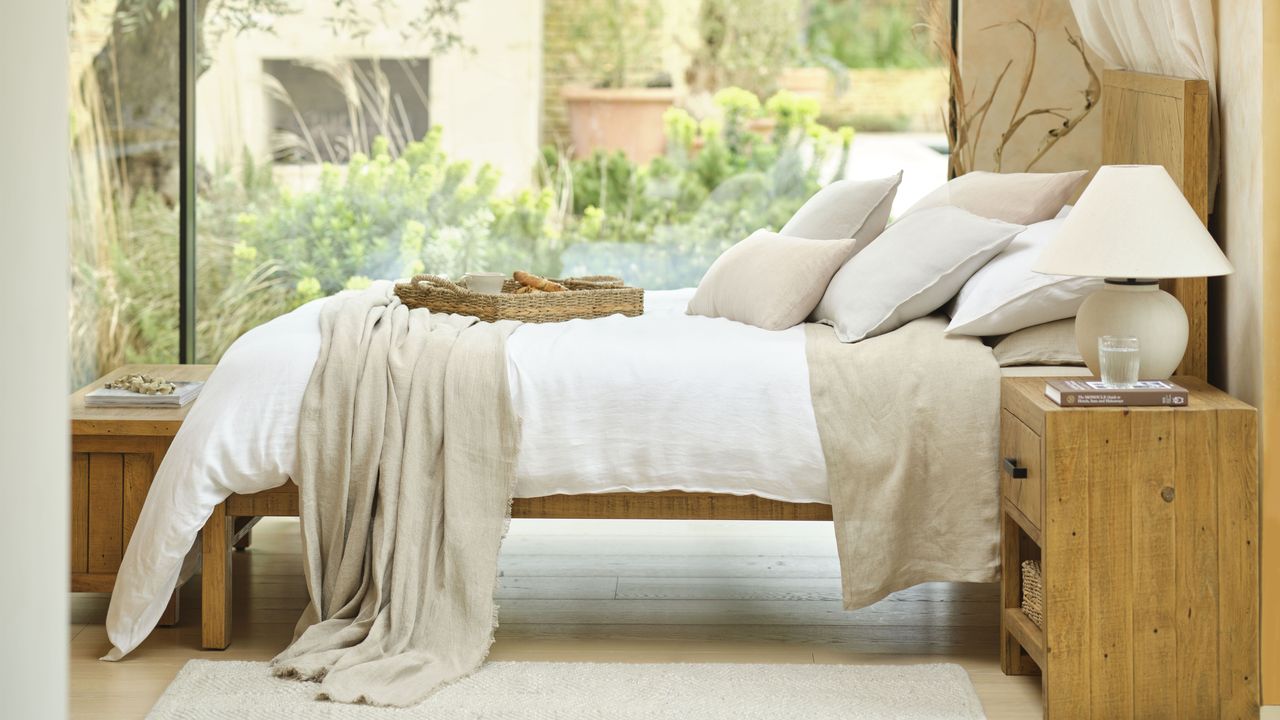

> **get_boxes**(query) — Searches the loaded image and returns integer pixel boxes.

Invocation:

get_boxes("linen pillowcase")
[991,318,1084,367]
[945,218,1103,336]
[779,172,902,253]
[812,206,1024,343]
[902,170,1087,225]
[687,230,858,331]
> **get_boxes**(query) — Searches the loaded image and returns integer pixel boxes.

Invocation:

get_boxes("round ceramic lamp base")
[1074,281,1188,380]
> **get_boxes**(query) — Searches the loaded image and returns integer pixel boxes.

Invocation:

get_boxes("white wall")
[1214,0,1263,406]
[430,0,544,190]
[0,1,69,716]
[1217,0,1278,705]
[198,0,544,192]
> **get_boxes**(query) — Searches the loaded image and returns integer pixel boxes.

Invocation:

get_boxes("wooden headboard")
[1100,69,1212,379]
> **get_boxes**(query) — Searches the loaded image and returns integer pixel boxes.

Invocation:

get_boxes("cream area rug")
[147,660,986,719]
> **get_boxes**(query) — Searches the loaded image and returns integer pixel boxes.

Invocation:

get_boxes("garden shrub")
[88,86,852,375]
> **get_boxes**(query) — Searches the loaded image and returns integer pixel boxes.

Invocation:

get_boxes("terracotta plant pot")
[561,86,677,164]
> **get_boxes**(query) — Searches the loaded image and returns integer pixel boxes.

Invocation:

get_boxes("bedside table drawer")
[1000,409,1042,531]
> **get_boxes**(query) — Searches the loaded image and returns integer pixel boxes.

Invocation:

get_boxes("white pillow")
[946,218,1103,336]
[903,170,1087,225]
[991,318,1084,366]
[812,207,1024,342]
[687,230,857,331]
[780,172,902,252]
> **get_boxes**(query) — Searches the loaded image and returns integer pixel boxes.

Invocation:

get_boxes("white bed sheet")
[508,288,828,502]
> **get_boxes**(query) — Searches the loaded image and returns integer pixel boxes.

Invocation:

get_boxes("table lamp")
[1032,165,1233,379]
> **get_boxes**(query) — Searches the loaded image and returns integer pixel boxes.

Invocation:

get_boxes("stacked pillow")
[902,170,1087,225]
[779,172,901,250]
[686,173,900,330]
[687,169,1092,348]
[810,207,1023,342]
[944,217,1102,337]
[685,230,858,331]
[990,318,1084,367]
[908,172,1093,365]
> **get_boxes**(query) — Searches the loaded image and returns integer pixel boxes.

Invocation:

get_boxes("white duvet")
[105,287,827,659]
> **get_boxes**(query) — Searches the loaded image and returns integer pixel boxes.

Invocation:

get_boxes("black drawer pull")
[1003,457,1028,479]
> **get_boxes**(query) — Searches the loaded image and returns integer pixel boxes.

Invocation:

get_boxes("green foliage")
[563,0,666,89]
[113,0,473,52]
[81,87,855,379]
[805,0,940,70]
[69,184,290,381]
[713,87,762,119]
[765,90,822,135]
[685,0,805,98]
[234,129,564,304]
[662,107,698,152]
[549,87,856,289]
[563,149,649,221]
[229,84,853,307]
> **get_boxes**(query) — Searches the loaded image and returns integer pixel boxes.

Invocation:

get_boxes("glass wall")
[194,1,481,363]
[70,0,949,376]
[69,3,180,386]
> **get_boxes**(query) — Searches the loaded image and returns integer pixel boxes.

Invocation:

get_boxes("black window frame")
[178,0,196,363]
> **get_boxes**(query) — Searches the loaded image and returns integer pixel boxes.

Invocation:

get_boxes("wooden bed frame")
[198,69,1215,650]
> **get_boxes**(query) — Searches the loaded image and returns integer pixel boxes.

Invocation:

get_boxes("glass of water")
[1098,336,1140,388]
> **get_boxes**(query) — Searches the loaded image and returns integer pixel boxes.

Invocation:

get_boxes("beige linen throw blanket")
[271,283,520,706]
[806,317,1003,608]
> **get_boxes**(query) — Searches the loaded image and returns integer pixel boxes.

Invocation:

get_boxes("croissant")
[513,270,566,292]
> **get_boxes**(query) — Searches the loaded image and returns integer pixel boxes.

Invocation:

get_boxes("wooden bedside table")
[70,363,214,623]
[999,376,1259,719]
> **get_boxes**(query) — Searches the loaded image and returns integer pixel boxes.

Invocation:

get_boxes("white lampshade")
[1032,165,1233,279]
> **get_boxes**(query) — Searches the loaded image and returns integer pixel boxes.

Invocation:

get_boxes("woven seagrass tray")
[394,274,644,323]
[1021,559,1043,629]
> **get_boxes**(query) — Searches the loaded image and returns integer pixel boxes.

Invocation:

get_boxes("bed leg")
[201,501,233,650]
[233,516,254,551]
[157,589,181,627]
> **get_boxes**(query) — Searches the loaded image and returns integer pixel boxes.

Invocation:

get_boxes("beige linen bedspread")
[805,316,1003,608]
[271,283,520,707]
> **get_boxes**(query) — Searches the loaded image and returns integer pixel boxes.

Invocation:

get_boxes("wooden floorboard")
[69,518,1043,718]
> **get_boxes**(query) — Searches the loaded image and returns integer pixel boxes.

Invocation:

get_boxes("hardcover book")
[1044,379,1189,407]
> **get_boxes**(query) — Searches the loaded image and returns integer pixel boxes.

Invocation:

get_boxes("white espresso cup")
[462,272,506,295]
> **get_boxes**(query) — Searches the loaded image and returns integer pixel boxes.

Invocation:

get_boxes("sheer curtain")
[1066,0,1219,199]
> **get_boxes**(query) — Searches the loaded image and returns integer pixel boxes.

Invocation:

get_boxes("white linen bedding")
[510,288,828,501]
[105,287,827,659]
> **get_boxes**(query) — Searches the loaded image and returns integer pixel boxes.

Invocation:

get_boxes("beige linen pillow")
[902,170,1088,225]
[811,206,1023,342]
[991,318,1085,367]
[687,230,857,331]
[780,172,902,252]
